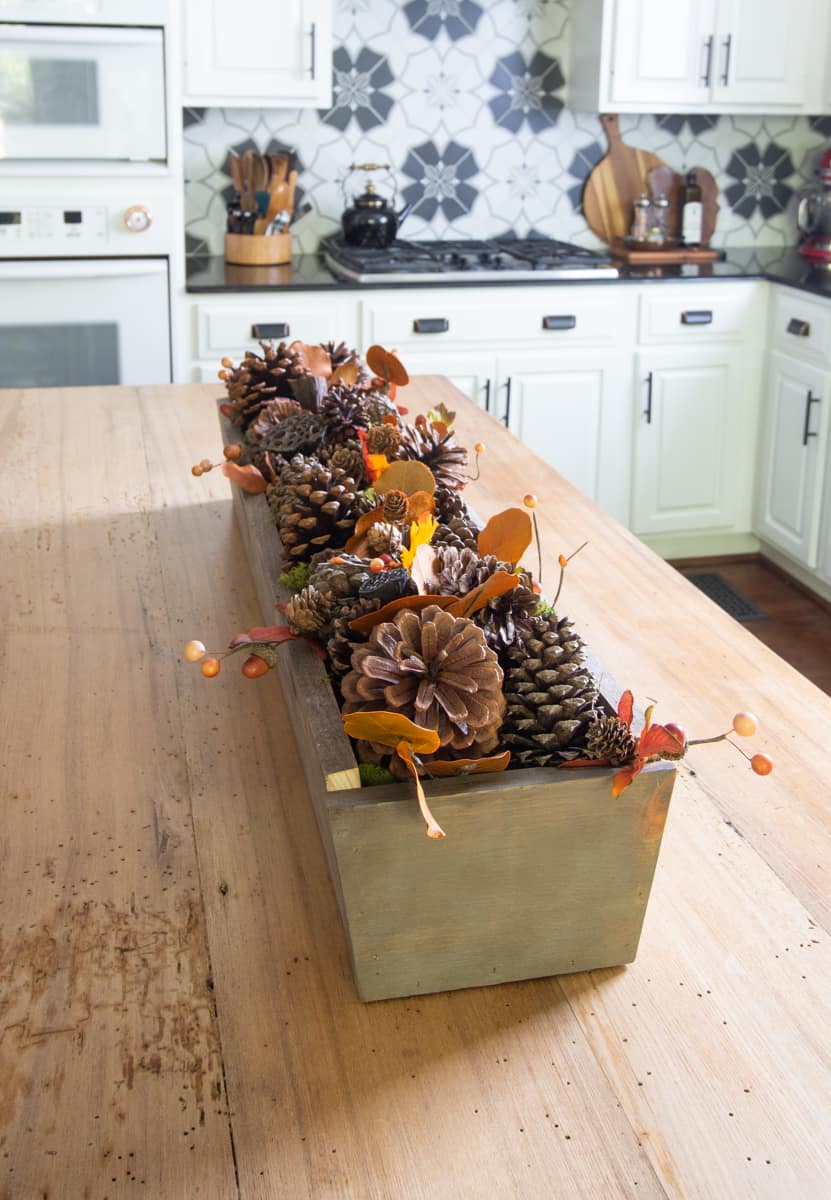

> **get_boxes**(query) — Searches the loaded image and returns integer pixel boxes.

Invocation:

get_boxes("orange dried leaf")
[448,571,520,620]
[617,689,634,728]
[348,593,456,635]
[353,504,386,537]
[330,360,359,387]
[291,341,332,377]
[366,344,410,386]
[374,459,436,497]
[220,461,268,493]
[342,711,440,755]
[405,490,436,522]
[477,507,533,566]
[396,740,446,839]
[426,751,511,776]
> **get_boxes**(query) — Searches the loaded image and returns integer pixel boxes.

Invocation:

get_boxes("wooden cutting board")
[583,114,665,244]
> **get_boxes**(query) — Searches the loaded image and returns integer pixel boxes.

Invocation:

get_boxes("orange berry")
[183,639,206,663]
[664,722,687,749]
[223,443,242,460]
[558,553,568,569]
[241,654,269,679]
[732,711,758,737]
[218,369,229,381]
[751,753,773,776]
[532,580,542,594]
[523,493,538,509]
[474,442,486,454]
[200,458,213,472]
[221,356,233,368]
[369,557,385,574]
[201,657,221,678]
[191,464,203,477]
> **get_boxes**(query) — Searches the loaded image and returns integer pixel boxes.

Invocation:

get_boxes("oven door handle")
[0,24,163,48]
[0,260,168,280]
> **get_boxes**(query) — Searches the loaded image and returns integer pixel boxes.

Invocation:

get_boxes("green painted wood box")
[221,411,676,1002]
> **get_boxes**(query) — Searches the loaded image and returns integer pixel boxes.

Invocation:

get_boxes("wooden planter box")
[221,410,676,1002]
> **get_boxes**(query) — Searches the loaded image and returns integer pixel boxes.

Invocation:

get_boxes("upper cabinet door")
[609,0,716,107]
[183,0,332,108]
[711,0,816,108]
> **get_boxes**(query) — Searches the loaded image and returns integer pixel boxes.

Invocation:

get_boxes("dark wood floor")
[670,555,831,697]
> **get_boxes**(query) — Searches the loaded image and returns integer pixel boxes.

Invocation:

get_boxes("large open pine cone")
[269,458,362,562]
[341,604,505,756]
[399,416,468,490]
[499,612,598,765]
[223,340,309,428]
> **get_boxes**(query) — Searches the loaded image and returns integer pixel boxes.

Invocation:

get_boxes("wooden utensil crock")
[224,232,291,266]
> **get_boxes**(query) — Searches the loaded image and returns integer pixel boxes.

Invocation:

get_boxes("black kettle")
[341,164,413,248]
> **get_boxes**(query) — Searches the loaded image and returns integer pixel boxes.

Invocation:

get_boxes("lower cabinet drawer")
[638,284,762,343]
[361,289,630,349]
[771,287,831,367]
[195,300,344,359]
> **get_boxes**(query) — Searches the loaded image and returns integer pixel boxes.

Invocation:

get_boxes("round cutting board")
[582,114,665,245]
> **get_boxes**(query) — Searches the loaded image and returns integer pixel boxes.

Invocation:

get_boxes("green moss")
[535,599,555,619]
[359,762,395,787]
[279,562,309,592]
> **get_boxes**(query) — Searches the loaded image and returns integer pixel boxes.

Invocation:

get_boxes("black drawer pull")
[413,317,449,334]
[681,310,713,325]
[251,322,290,339]
[787,317,811,337]
[542,314,577,331]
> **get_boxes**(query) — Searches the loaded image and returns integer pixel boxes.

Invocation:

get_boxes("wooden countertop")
[2,379,831,1199]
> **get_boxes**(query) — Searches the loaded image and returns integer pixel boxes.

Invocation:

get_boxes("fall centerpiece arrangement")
[186,337,772,844]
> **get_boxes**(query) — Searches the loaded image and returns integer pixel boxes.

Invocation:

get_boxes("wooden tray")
[612,240,722,265]
[218,403,676,1002]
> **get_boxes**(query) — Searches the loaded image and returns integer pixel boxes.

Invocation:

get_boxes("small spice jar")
[648,194,670,244]
[631,193,651,242]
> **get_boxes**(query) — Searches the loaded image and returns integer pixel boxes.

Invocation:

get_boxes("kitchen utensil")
[254,180,289,236]
[341,163,413,248]
[286,168,298,216]
[239,150,256,214]
[269,152,289,185]
[582,114,665,245]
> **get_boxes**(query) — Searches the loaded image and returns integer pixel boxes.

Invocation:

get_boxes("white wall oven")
[0,1,167,164]
[0,184,174,386]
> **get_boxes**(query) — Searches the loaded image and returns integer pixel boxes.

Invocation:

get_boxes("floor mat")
[685,572,769,621]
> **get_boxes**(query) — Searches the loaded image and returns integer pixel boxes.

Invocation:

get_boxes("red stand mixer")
[798,145,831,266]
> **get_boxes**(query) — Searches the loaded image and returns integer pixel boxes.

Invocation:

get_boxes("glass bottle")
[631,193,651,242]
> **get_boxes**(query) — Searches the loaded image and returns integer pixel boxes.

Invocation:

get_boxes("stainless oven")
[0,0,167,164]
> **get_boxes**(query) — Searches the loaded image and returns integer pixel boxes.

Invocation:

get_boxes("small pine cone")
[475,570,540,650]
[285,585,335,637]
[308,550,373,598]
[325,444,365,484]
[382,489,409,525]
[585,715,637,766]
[366,521,403,555]
[326,596,380,676]
[433,482,471,524]
[433,545,486,596]
[432,517,479,553]
[366,423,402,457]
[399,414,469,490]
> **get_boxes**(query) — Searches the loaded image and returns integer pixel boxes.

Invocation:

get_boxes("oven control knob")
[124,205,152,233]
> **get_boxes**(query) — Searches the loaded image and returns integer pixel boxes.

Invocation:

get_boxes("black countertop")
[186,245,831,299]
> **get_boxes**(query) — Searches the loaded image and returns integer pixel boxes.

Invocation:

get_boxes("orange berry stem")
[532,512,542,585]
[686,731,731,746]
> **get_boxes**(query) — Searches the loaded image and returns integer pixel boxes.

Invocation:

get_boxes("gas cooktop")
[322,235,619,283]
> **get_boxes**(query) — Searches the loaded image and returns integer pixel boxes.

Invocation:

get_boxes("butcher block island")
[3,378,831,1198]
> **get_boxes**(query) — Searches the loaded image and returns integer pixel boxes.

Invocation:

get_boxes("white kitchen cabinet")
[182,0,332,108]
[631,347,747,534]
[754,352,830,569]
[384,349,497,415]
[570,0,827,113]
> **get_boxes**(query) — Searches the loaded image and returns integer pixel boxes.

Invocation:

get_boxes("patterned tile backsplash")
[183,0,831,259]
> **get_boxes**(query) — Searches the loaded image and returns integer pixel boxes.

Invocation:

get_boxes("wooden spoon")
[254,180,290,236]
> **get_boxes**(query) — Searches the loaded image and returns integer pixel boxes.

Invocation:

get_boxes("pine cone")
[270,458,362,562]
[499,613,598,766]
[326,596,380,676]
[366,521,403,555]
[432,518,479,554]
[399,415,468,490]
[308,550,373,598]
[321,340,371,387]
[382,489,409,525]
[367,423,402,457]
[433,482,472,524]
[474,570,539,650]
[433,545,489,596]
[246,398,304,447]
[222,340,308,429]
[585,714,637,765]
[324,444,365,485]
[342,605,505,755]
[285,585,335,638]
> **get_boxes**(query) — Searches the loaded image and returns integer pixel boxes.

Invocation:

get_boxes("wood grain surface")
[2,379,831,1198]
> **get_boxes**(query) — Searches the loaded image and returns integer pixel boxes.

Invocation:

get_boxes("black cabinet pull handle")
[787,317,811,337]
[803,390,820,446]
[309,23,316,79]
[644,372,653,424]
[702,34,713,86]
[251,322,289,339]
[482,378,491,413]
[413,317,449,333]
[542,314,577,331]
[721,33,732,85]
[502,377,512,427]
[681,310,713,325]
